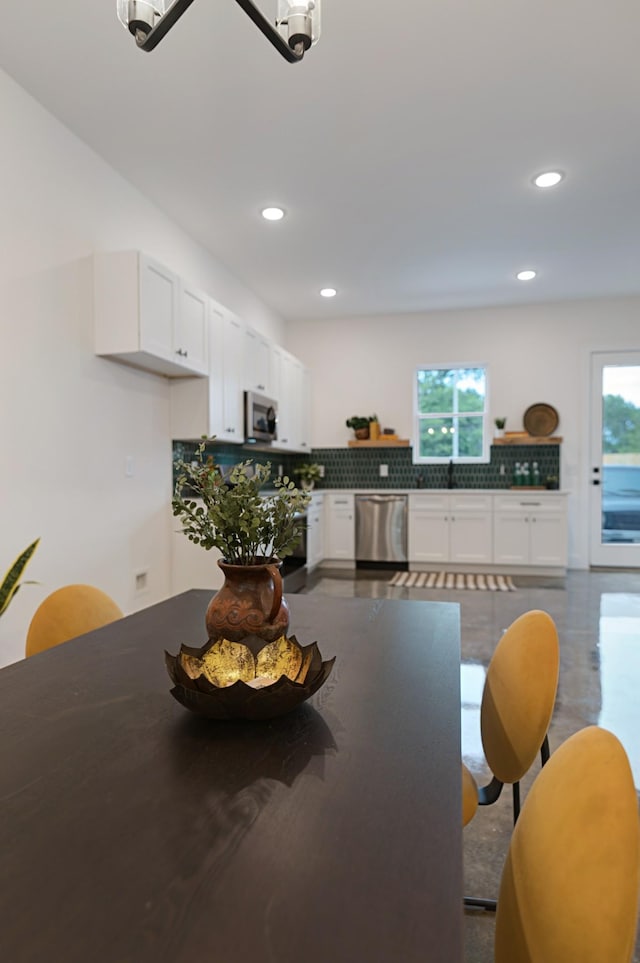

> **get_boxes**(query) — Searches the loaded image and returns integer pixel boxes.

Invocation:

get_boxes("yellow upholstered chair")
[25,584,123,658]
[495,725,640,963]
[463,609,560,910]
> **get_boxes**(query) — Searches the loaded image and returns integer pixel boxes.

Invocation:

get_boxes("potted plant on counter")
[172,439,310,643]
[293,463,322,491]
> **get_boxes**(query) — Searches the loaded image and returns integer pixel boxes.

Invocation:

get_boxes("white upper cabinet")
[216,305,245,442]
[271,349,311,453]
[244,326,273,396]
[170,299,245,442]
[94,252,208,378]
[298,362,312,452]
[273,348,296,450]
[176,280,208,375]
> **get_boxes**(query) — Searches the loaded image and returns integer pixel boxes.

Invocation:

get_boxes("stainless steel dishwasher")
[355,494,408,562]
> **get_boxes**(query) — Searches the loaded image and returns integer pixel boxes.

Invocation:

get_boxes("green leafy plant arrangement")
[345,415,377,431]
[293,463,322,484]
[0,538,40,618]
[172,440,310,566]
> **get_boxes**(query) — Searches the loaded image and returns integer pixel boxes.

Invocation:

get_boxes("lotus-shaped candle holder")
[165,633,335,721]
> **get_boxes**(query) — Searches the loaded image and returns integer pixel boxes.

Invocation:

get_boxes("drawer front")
[328,493,354,510]
[409,493,450,512]
[449,494,492,513]
[493,495,565,514]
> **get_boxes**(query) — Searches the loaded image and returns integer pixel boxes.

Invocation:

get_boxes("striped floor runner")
[388,571,517,592]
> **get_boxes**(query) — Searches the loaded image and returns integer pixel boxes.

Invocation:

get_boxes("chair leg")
[465,736,551,911]
[464,896,497,911]
[540,733,550,766]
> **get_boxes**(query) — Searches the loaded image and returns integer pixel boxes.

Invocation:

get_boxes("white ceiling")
[1,1,640,322]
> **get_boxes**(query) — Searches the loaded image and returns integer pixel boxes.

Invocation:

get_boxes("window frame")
[413,363,490,465]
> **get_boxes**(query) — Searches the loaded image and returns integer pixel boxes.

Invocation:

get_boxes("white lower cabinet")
[324,494,355,561]
[493,495,568,567]
[409,493,493,565]
[306,494,325,572]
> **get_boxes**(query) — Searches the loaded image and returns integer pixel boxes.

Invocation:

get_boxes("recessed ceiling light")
[516,270,537,281]
[533,171,564,188]
[320,287,337,298]
[261,207,285,221]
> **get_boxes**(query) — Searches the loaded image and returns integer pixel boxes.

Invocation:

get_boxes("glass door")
[590,352,640,567]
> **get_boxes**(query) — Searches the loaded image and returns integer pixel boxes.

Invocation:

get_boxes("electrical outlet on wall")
[379,464,389,478]
[134,570,149,595]
[318,465,325,478]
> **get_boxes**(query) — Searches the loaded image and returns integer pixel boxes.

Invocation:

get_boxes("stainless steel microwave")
[244,391,278,443]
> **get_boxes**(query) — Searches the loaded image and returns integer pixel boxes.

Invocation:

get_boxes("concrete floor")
[302,567,640,963]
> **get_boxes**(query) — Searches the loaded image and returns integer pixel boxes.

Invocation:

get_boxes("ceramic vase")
[205,558,290,643]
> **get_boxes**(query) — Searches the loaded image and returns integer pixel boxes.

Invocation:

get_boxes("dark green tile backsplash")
[173,441,560,491]
[172,440,307,490]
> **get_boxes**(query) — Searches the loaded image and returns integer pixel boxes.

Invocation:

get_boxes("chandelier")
[117,1,321,62]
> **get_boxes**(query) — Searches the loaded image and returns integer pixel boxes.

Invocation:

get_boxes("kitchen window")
[414,365,488,463]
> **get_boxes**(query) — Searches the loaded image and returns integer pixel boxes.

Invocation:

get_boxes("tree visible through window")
[415,366,487,461]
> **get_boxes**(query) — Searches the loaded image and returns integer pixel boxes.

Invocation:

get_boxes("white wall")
[285,298,640,569]
[0,68,284,668]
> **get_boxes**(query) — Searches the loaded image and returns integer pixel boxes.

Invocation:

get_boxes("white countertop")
[310,488,569,495]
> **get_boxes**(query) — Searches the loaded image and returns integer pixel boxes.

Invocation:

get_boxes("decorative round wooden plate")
[523,403,559,437]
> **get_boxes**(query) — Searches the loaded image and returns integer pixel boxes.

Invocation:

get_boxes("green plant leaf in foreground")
[0,538,40,617]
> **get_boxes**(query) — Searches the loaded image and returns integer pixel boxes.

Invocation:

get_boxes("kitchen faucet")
[447,459,457,489]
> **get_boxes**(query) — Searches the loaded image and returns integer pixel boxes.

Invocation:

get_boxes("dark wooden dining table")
[0,590,463,963]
